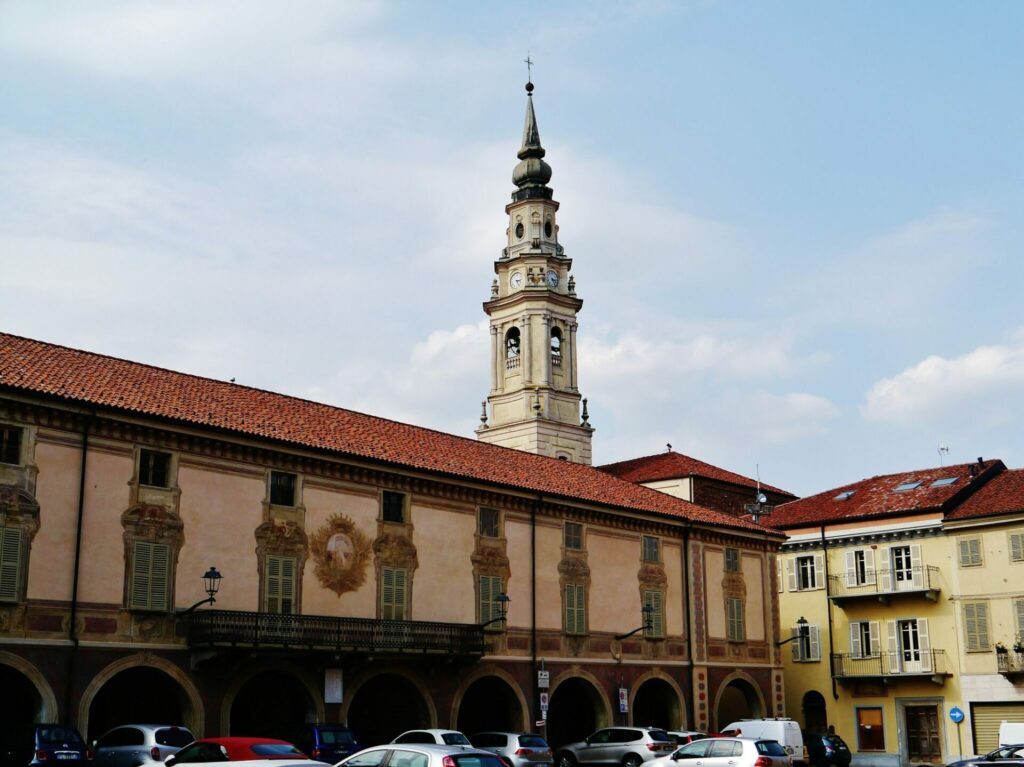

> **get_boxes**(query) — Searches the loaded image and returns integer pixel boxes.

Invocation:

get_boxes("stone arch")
[802,690,827,733]
[452,665,529,734]
[79,653,203,738]
[341,668,437,746]
[547,667,613,750]
[220,661,324,736]
[712,671,766,730]
[0,650,58,723]
[630,669,686,729]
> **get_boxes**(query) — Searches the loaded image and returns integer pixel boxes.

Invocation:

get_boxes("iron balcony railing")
[997,653,1024,676]
[827,566,941,601]
[831,649,949,679]
[186,609,486,655]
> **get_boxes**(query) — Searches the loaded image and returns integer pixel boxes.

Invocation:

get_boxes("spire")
[512,80,553,202]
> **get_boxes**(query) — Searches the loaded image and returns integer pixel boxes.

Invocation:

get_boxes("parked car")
[645,738,790,767]
[555,727,675,767]
[94,725,195,767]
[720,721,803,764]
[470,733,552,767]
[802,734,850,767]
[947,744,1024,767]
[287,725,361,764]
[167,738,307,765]
[392,732,472,747]
[665,734,705,747]
[338,744,506,767]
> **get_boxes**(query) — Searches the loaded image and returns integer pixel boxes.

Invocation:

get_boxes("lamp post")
[481,593,510,628]
[615,603,654,641]
[179,566,223,615]
[775,615,809,658]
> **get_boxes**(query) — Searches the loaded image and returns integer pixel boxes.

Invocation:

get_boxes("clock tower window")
[550,327,562,367]
[505,327,521,370]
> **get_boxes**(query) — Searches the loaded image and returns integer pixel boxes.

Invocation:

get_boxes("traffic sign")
[950,707,965,724]
[538,670,550,689]
[540,692,549,711]
[618,688,628,714]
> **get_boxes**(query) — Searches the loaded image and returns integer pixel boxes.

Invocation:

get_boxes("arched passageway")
[230,670,316,740]
[457,676,524,735]
[633,678,682,730]
[348,673,431,747]
[802,691,827,734]
[88,667,188,740]
[548,677,606,750]
[715,678,764,730]
[0,663,43,729]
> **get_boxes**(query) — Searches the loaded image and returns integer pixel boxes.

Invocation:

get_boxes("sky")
[1,1,1023,497]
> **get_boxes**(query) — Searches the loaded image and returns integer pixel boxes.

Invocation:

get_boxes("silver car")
[645,738,791,767]
[391,732,472,747]
[338,743,507,767]
[470,733,553,767]
[93,725,195,767]
[556,727,675,767]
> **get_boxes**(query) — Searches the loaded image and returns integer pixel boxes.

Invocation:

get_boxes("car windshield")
[171,743,228,764]
[251,744,306,757]
[320,730,357,746]
[443,734,472,746]
[756,741,787,756]
[649,731,672,743]
[39,728,84,745]
[156,729,195,748]
[823,736,846,748]
[518,737,548,748]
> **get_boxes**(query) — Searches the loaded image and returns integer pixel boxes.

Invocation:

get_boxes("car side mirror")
[585,739,591,746]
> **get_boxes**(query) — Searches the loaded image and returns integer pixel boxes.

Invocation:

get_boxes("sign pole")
[949,706,965,759]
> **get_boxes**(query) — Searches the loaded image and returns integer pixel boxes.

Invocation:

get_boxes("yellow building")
[772,459,1024,767]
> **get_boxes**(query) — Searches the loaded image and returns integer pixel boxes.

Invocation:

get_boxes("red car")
[167,738,309,765]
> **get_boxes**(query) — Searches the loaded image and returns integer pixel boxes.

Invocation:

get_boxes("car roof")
[365,745,493,756]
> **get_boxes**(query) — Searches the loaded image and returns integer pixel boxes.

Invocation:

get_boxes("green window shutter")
[643,590,664,638]
[727,598,745,641]
[381,567,407,620]
[265,555,297,614]
[130,541,170,611]
[0,527,23,602]
[1011,534,1024,563]
[565,583,585,635]
[480,575,501,624]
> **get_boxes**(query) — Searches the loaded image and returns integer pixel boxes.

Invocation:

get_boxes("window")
[963,601,991,651]
[129,540,170,611]
[345,750,390,767]
[834,490,856,501]
[959,537,983,568]
[478,508,500,538]
[642,535,660,563]
[725,547,740,572]
[856,708,885,751]
[264,555,297,614]
[0,526,24,602]
[138,449,170,488]
[505,327,521,369]
[844,549,875,587]
[479,574,504,627]
[931,477,958,487]
[1015,600,1024,638]
[551,328,563,367]
[380,566,408,620]
[792,623,821,661]
[1010,533,1024,563]
[726,597,744,641]
[564,522,582,550]
[270,471,297,506]
[564,583,586,635]
[0,426,22,465]
[894,481,922,491]
[709,741,742,758]
[643,590,665,638]
[850,621,880,658]
[794,554,821,590]
[382,491,406,523]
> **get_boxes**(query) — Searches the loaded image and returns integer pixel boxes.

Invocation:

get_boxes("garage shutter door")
[971,703,1024,754]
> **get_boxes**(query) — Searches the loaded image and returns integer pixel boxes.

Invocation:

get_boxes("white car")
[392,732,473,747]
[646,738,791,767]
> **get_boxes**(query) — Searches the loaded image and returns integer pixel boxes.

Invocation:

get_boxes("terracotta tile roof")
[768,459,1004,529]
[946,468,1024,521]
[598,450,795,497]
[0,332,778,535]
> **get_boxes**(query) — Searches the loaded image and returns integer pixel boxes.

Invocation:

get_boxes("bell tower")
[476,80,594,464]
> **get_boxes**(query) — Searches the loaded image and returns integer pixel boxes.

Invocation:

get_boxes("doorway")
[905,705,941,764]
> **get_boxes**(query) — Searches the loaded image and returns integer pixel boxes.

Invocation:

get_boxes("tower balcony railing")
[827,566,940,605]
[551,353,561,367]
[184,609,485,655]
[831,650,950,683]
[506,355,520,370]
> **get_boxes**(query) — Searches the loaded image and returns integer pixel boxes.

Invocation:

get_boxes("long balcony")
[997,652,1024,678]
[831,650,950,684]
[827,566,941,606]
[185,609,486,656]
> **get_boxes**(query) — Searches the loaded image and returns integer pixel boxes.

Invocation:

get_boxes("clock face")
[545,270,559,287]
[510,271,523,289]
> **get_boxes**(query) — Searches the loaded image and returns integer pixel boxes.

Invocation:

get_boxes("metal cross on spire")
[524,54,534,84]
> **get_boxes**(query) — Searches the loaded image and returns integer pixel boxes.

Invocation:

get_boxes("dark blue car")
[289,725,361,764]
[30,726,91,767]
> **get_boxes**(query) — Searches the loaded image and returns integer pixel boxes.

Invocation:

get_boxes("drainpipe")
[531,496,540,729]
[65,410,93,722]
[821,525,839,701]
[681,524,695,730]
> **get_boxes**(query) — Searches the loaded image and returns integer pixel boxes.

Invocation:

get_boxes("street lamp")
[615,603,654,641]
[481,592,510,628]
[179,566,223,615]
[775,616,809,658]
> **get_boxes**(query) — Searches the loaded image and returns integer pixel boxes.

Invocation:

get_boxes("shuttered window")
[0,527,23,602]
[790,554,824,591]
[565,583,586,635]
[1010,533,1024,563]
[265,555,297,614]
[479,574,503,625]
[643,590,665,638]
[849,621,881,658]
[1015,600,1024,638]
[726,597,745,641]
[380,566,408,620]
[129,541,170,611]
[963,601,991,651]
[792,623,821,661]
[959,537,984,568]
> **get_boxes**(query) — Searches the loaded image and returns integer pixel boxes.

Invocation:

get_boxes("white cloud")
[863,336,1024,426]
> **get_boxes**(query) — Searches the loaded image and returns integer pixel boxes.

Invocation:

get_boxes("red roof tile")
[946,468,1024,521]
[0,332,778,535]
[598,450,794,497]
[768,460,1003,529]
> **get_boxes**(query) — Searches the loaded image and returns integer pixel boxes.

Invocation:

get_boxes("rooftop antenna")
[938,443,950,467]
[744,463,773,524]
[666,443,672,453]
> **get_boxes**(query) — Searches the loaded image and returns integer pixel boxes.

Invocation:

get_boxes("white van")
[998,722,1024,746]
[721,719,805,764]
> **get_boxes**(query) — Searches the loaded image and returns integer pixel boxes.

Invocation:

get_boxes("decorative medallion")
[309,513,372,596]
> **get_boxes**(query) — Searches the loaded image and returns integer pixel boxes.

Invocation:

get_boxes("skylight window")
[834,491,856,501]
[930,477,958,488]
[894,481,922,492]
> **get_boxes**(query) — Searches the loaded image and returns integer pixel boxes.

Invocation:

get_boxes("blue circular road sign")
[950,707,965,723]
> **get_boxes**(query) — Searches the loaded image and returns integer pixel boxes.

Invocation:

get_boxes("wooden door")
[906,705,942,763]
